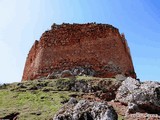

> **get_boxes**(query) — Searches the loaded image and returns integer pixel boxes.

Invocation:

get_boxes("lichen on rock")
[53,99,118,120]
[116,77,160,114]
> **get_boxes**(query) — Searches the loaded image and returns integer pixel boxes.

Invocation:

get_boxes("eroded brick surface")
[22,23,136,81]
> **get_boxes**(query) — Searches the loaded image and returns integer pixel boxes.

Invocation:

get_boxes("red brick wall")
[22,23,136,81]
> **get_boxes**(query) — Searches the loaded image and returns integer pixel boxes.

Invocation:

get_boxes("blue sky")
[0,0,160,83]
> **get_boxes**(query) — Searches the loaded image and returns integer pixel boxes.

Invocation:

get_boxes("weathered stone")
[116,77,160,113]
[67,97,78,105]
[47,71,61,79]
[125,112,160,120]
[53,99,118,120]
[70,80,90,92]
[60,70,74,78]
[115,74,126,81]
[71,67,95,76]
[127,102,139,114]
[22,23,136,81]
[108,101,160,120]
[96,79,122,101]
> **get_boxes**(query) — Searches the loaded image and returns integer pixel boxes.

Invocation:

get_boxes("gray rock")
[116,77,140,102]
[60,70,74,78]
[48,67,95,79]
[47,70,74,79]
[71,67,95,76]
[47,71,61,79]
[116,77,160,113]
[71,80,89,92]
[115,74,126,81]
[53,100,118,120]
[127,102,139,114]
[67,97,78,105]
[125,112,160,120]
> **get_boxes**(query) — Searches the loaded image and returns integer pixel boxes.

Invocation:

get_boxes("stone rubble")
[53,99,118,120]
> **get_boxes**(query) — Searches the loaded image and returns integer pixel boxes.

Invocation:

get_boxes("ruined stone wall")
[22,23,136,81]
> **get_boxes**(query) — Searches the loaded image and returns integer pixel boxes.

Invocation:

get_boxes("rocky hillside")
[0,76,160,120]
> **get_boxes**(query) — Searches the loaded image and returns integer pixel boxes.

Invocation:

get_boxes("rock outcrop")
[22,23,136,81]
[0,112,19,120]
[53,99,118,120]
[108,100,160,120]
[116,77,160,114]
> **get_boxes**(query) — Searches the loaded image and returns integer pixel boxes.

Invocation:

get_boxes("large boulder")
[116,77,160,113]
[53,99,118,120]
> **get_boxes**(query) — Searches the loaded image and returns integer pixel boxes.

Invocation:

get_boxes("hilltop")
[0,76,160,119]
[0,76,121,119]
[1,23,159,120]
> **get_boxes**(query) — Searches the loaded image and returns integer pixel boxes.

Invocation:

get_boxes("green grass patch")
[118,114,125,120]
[0,89,77,120]
[0,76,120,119]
